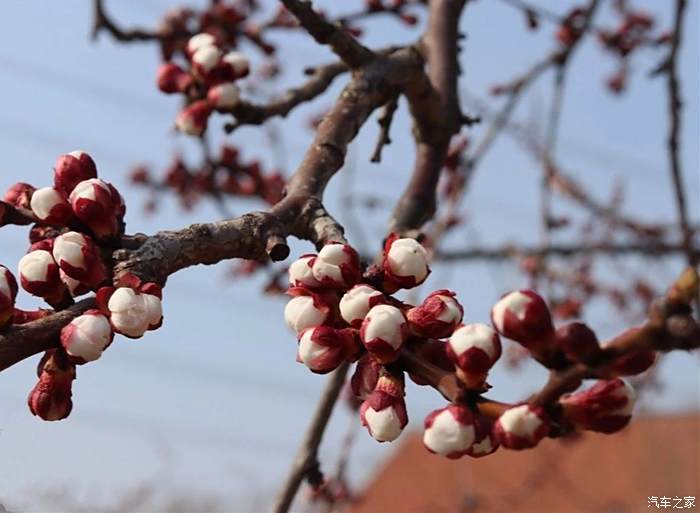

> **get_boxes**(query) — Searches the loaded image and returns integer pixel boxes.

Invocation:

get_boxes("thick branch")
[271,360,350,513]
[389,0,468,234]
[279,0,375,68]
[0,299,96,372]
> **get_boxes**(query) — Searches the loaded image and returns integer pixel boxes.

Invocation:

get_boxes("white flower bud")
[30,187,70,223]
[61,311,113,362]
[223,51,250,76]
[384,237,430,288]
[108,288,156,338]
[208,83,240,108]
[423,405,475,458]
[187,33,217,55]
[284,295,327,333]
[192,45,222,72]
[288,255,320,288]
[339,285,384,327]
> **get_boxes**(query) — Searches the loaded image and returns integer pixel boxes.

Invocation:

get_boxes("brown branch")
[435,241,699,262]
[370,95,399,163]
[91,0,175,41]
[271,360,350,513]
[279,0,375,68]
[0,201,38,227]
[224,62,348,132]
[664,0,695,269]
[389,0,468,235]
[0,298,96,372]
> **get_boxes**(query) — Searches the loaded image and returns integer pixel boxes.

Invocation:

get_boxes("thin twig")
[271,361,350,513]
[370,96,400,163]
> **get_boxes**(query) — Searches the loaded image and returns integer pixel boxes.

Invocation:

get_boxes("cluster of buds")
[157,30,250,136]
[0,152,169,422]
[130,145,284,213]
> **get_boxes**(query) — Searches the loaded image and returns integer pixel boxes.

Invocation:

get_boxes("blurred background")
[0,1,698,512]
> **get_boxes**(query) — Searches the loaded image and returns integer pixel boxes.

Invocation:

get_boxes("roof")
[351,413,700,513]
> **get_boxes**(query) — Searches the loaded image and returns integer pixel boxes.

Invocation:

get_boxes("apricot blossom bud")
[186,32,217,56]
[192,45,223,75]
[423,404,475,459]
[311,242,360,288]
[107,287,163,338]
[61,310,114,363]
[360,376,408,443]
[383,235,430,289]
[30,187,72,224]
[69,178,121,239]
[53,151,97,195]
[175,100,213,136]
[3,182,35,210]
[447,323,501,389]
[559,378,636,434]
[52,231,107,288]
[339,284,384,328]
[284,288,332,334]
[360,304,408,364]
[18,249,63,299]
[288,255,320,288]
[554,321,601,363]
[207,83,240,108]
[222,51,250,78]
[157,62,193,93]
[491,290,554,349]
[298,326,358,374]
[28,349,75,421]
[0,265,18,328]
[407,290,463,338]
[350,353,382,400]
[466,414,499,458]
[494,404,549,450]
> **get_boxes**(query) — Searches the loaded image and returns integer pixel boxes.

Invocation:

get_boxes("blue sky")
[0,1,698,511]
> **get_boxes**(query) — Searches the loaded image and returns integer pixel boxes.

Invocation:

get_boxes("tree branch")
[92,0,175,41]
[271,360,350,513]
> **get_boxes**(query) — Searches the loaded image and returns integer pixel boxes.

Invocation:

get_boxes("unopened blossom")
[186,32,217,56]
[107,287,163,338]
[360,304,408,364]
[554,321,601,363]
[69,178,122,239]
[447,323,502,389]
[284,288,332,334]
[466,414,499,458]
[383,236,430,289]
[360,376,408,443]
[288,255,320,288]
[222,51,250,78]
[491,290,554,349]
[407,289,463,338]
[30,187,72,225]
[27,349,75,421]
[175,100,213,136]
[350,353,382,400]
[156,62,193,94]
[18,249,63,300]
[311,242,360,288]
[53,151,97,195]
[192,45,223,76]
[560,378,636,434]
[493,404,549,450]
[3,182,35,210]
[423,404,475,459]
[0,265,18,328]
[339,284,384,328]
[207,83,240,109]
[61,310,113,363]
[297,326,358,374]
[52,231,107,288]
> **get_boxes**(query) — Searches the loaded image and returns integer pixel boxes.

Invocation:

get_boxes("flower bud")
[192,45,223,76]
[447,323,501,389]
[156,62,194,94]
[491,290,554,349]
[298,326,358,374]
[18,249,63,300]
[360,304,408,364]
[493,404,549,450]
[53,151,98,195]
[186,32,217,57]
[222,51,250,78]
[52,231,107,288]
[466,414,499,458]
[284,288,332,334]
[3,182,35,209]
[423,404,475,459]
[407,289,463,338]
[554,321,601,363]
[559,378,636,434]
[339,284,384,328]
[69,178,121,239]
[30,187,72,224]
[383,235,430,289]
[311,242,360,288]
[107,287,163,338]
[207,83,240,108]
[28,349,75,421]
[61,310,114,363]
[288,254,321,288]
[360,376,408,442]
[350,353,382,400]
[175,100,213,136]
[0,265,18,328]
